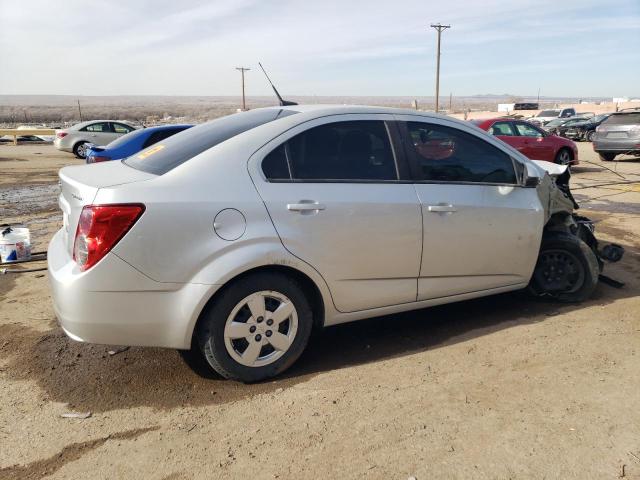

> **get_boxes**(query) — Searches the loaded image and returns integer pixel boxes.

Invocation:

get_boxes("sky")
[0,0,639,98]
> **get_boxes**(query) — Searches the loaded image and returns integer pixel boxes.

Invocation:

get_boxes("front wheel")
[555,148,573,165]
[196,272,313,382]
[585,130,595,142]
[528,232,599,303]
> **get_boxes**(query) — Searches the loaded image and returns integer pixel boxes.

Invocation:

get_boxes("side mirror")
[524,175,541,187]
[523,163,542,187]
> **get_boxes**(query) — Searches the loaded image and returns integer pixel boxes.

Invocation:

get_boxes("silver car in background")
[593,110,640,161]
[48,106,616,382]
[54,120,137,159]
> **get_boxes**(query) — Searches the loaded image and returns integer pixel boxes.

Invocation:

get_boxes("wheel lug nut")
[255,334,262,341]
[266,330,272,337]
[256,316,264,323]
[249,326,256,333]
[266,319,274,326]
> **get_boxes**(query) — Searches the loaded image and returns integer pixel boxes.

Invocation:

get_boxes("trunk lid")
[58,161,156,255]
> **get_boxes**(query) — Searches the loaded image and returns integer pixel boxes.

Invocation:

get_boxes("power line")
[430,23,451,113]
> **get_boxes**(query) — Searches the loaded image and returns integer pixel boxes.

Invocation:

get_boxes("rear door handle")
[426,204,457,213]
[287,202,326,212]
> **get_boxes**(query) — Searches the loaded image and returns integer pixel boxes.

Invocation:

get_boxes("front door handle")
[287,202,326,212]
[426,204,457,213]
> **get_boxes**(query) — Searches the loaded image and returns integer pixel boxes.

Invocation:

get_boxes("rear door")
[250,115,422,313]
[82,122,113,145]
[396,116,544,300]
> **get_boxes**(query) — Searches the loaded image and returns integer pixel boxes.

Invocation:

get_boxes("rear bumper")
[53,138,72,152]
[593,137,640,153]
[47,229,217,349]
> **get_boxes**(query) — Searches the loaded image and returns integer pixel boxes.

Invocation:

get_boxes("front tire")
[528,232,599,303]
[73,141,88,159]
[598,152,616,161]
[555,148,572,165]
[585,130,595,142]
[196,272,313,382]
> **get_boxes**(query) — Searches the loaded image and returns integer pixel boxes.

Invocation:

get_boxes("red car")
[472,118,579,165]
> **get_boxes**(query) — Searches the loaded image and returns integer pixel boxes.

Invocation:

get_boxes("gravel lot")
[1,142,639,479]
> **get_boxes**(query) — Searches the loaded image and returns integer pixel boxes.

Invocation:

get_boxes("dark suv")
[593,111,640,161]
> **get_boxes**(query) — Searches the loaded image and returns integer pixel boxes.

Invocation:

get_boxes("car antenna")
[258,62,297,106]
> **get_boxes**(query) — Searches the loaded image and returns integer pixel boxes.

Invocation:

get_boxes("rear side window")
[604,113,640,125]
[489,122,516,136]
[125,109,298,175]
[262,121,397,181]
[405,122,516,184]
[141,128,189,149]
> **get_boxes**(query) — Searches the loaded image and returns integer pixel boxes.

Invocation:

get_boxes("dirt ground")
[1,142,639,480]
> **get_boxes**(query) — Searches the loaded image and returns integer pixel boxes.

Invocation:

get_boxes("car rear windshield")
[603,113,640,125]
[124,109,298,175]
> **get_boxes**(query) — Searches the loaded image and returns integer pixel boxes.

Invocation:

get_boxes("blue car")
[85,124,193,163]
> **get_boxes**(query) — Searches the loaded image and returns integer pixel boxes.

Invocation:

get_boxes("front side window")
[112,123,134,134]
[406,122,517,184]
[83,122,110,133]
[514,122,544,137]
[262,121,397,181]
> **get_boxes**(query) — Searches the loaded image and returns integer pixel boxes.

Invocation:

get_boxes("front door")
[397,116,544,300]
[250,116,422,313]
[513,121,555,161]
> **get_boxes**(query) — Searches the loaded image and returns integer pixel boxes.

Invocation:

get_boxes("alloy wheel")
[223,291,298,368]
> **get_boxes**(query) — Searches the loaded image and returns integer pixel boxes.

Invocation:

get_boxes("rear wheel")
[555,148,572,165]
[196,272,313,382]
[73,141,88,159]
[528,232,599,303]
[598,152,616,161]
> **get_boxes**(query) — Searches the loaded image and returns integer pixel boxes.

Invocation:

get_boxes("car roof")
[71,119,136,129]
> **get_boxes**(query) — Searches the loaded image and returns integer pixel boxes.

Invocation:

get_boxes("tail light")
[92,156,111,163]
[56,132,68,139]
[73,204,145,271]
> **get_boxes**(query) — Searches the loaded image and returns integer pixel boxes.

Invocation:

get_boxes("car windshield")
[603,113,640,125]
[593,114,610,123]
[106,128,148,149]
[124,109,298,175]
[546,119,566,126]
[537,110,560,117]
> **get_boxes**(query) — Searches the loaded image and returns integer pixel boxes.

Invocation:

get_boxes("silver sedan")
[48,105,612,382]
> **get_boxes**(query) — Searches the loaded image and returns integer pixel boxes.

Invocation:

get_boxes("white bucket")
[0,226,32,263]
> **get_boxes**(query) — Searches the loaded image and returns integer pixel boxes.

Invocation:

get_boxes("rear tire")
[196,272,313,382]
[73,141,88,159]
[528,232,599,303]
[598,152,616,161]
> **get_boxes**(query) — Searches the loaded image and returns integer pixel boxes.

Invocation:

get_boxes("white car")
[528,108,576,127]
[48,105,619,382]
[54,120,137,159]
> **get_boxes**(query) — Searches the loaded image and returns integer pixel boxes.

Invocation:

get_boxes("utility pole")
[430,23,450,113]
[235,67,250,111]
[77,99,83,121]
